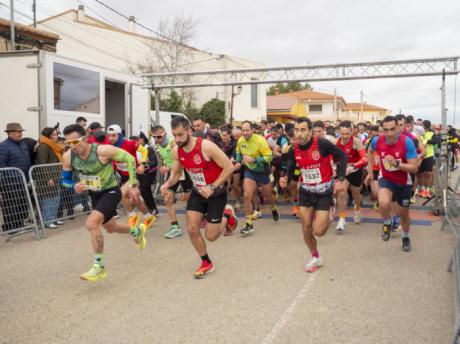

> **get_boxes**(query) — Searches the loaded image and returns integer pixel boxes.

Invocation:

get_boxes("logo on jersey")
[312,151,320,160]
[193,154,202,165]
[395,152,400,158]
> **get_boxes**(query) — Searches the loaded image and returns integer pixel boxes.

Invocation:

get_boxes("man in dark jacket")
[0,123,32,233]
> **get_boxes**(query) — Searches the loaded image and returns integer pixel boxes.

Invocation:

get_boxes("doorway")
[105,80,126,133]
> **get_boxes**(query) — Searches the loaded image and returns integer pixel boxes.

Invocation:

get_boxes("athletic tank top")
[178,137,222,188]
[376,135,411,185]
[158,138,174,168]
[71,144,118,192]
[336,137,360,164]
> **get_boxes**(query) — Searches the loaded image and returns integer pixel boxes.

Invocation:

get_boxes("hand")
[160,166,169,175]
[334,180,345,194]
[384,155,396,166]
[137,165,145,175]
[74,182,86,193]
[234,163,241,171]
[279,176,288,189]
[128,185,141,204]
[199,185,215,199]
[242,155,255,164]
[364,173,373,186]
[47,179,55,187]
[160,182,170,196]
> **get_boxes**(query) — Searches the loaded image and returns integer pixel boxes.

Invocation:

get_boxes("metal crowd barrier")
[0,167,40,241]
[29,163,92,238]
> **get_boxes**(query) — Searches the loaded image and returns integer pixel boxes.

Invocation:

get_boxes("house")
[35,6,267,123]
[341,103,391,123]
[0,18,59,52]
[266,95,307,124]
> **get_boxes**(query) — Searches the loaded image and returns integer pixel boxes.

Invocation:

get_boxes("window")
[251,84,258,108]
[309,104,322,113]
[53,62,100,114]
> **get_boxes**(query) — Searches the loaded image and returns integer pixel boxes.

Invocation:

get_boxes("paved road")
[0,200,455,344]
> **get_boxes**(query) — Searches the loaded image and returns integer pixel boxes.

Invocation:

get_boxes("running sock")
[95,253,104,267]
[246,215,253,225]
[339,211,346,219]
[402,230,409,238]
[223,213,231,221]
[312,250,319,259]
[384,217,392,225]
[143,210,152,217]
[129,211,137,217]
[293,198,299,206]
[392,215,399,223]
[171,221,179,228]
[201,254,211,264]
[271,205,277,211]
[354,204,361,211]
[129,227,140,237]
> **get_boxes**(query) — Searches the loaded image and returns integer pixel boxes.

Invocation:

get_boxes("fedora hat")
[5,123,25,132]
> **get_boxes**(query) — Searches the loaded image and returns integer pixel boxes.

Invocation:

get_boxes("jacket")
[0,138,32,180]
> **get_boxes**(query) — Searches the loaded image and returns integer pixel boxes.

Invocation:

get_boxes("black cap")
[88,122,103,130]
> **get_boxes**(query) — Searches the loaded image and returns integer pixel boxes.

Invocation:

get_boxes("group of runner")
[60,113,451,281]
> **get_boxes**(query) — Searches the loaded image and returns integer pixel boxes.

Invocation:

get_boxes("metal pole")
[32,0,36,28]
[9,0,15,51]
[154,89,160,126]
[230,85,234,124]
[360,90,364,122]
[440,70,449,213]
[333,88,337,120]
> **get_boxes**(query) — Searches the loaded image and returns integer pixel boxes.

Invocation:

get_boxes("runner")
[335,121,368,232]
[365,115,419,251]
[152,125,192,239]
[235,121,280,236]
[365,125,382,210]
[160,116,237,279]
[419,120,438,198]
[280,117,347,272]
[61,124,147,281]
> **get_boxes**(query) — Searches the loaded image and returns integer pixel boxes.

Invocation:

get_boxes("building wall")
[37,11,267,123]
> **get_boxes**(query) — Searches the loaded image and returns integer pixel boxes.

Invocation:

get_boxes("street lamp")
[230,85,243,124]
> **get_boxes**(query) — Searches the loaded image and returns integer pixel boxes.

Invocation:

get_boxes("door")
[129,83,150,137]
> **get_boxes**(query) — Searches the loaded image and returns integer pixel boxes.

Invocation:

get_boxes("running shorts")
[244,169,271,185]
[89,187,121,224]
[346,169,363,187]
[299,188,333,211]
[378,177,412,208]
[186,189,228,224]
[418,156,434,173]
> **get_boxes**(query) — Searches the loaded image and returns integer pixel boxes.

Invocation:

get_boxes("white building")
[36,6,267,123]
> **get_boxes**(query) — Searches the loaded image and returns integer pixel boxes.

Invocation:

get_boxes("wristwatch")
[209,184,217,190]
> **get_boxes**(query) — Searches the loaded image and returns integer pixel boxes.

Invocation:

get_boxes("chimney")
[128,16,136,33]
[77,5,85,22]
[274,87,280,96]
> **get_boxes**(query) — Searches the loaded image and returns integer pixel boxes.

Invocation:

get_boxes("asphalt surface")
[0,197,455,344]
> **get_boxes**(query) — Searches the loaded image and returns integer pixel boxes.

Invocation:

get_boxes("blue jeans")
[41,193,60,224]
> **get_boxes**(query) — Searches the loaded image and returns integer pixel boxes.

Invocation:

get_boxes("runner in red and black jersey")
[335,121,368,232]
[161,117,237,279]
[280,117,347,273]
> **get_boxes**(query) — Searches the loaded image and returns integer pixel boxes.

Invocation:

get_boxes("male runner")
[335,121,368,232]
[280,117,347,272]
[152,125,192,239]
[61,124,146,281]
[365,116,418,251]
[161,117,237,278]
[235,121,279,235]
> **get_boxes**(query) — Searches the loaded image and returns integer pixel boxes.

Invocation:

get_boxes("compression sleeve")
[60,170,74,188]
[353,149,368,169]
[114,149,138,185]
[319,139,347,180]
[235,139,242,163]
[284,146,296,183]
[137,145,148,164]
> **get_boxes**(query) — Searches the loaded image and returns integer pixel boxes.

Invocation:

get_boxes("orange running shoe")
[194,260,214,279]
[128,213,140,228]
[292,205,300,217]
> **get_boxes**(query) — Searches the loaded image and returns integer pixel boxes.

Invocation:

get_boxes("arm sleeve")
[114,149,138,185]
[255,138,273,164]
[405,137,418,160]
[60,170,74,188]
[235,140,242,163]
[319,139,347,180]
[284,146,296,182]
[353,149,368,169]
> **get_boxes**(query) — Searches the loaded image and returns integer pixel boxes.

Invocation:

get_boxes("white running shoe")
[353,210,361,224]
[304,257,323,273]
[336,217,346,233]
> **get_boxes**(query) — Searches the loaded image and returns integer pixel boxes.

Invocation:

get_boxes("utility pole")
[333,88,338,120]
[359,90,364,122]
[32,0,36,28]
[9,0,15,50]
[230,85,235,124]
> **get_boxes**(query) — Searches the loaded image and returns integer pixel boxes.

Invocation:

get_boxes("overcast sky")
[2,0,459,124]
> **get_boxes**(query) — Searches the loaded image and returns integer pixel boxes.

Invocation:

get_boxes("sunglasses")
[65,137,85,146]
[152,134,164,139]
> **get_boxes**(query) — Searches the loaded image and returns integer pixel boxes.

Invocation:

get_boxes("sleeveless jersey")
[376,135,412,185]
[71,144,118,192]
[158,138,174,168]
[336,137,360,164]
[178,137,222,188]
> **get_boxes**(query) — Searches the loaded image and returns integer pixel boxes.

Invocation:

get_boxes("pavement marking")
[261,274,317,344]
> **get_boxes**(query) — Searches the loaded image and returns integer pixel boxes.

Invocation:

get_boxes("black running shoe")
[381,223,391,241]
[402,237,411,252]
[272,208,280,222]
[240,223,254,236]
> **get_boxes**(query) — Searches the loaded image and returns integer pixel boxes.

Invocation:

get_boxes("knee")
[187,224,200,236]
[206,231,219,242]
[379,199,391,210]
[85,219,99,232]
[243,190,252,200]
[165,194,174,206]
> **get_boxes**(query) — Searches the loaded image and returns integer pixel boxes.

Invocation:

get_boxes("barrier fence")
[0,167,40,241]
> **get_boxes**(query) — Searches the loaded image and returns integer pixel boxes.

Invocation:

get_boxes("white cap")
[107,124,122,134]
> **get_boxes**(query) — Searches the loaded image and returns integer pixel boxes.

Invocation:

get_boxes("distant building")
[341,103,391,123]
[266,95,307,124]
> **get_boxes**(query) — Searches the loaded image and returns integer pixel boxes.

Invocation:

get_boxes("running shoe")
[224,205,238,232]
[402,237,411,252]
[353,210,361,224]
[391,216,401,232]
[194,260,214,279]
[143,214,156,230]
[164,225,182,239]
[292,205,300,217]
[373,202,379,211]
[80,264,106,282]
[272,207,280,221]
[410,195,416,204]
[128,213,140,228]
[336,217,346,233]
[381,223,391,241]
[240,223,254,236]
[55,220,64,225]
[250,210,263,220]
[133,224,147,250]
[304,257,322,273]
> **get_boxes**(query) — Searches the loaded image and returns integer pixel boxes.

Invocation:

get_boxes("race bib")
[382,159,401,172]
[79,174,102,191]
[301,168,322,184]
[189,172,206,187]
[116,162,129,172]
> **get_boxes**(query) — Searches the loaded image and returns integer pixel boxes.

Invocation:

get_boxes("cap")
[107,124,122,134]
[5,123,25,132]
[88,122,104,130]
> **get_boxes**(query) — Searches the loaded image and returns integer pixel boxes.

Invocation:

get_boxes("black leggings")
[138,172,158,213]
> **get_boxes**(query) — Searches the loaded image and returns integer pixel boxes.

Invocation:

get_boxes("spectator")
[0,123,32,233]
[76,116,87,129]
[192,117,221,144]
[87,122,110,145]
[22,137,38,163]
[34,127,65,229]
[136,132,159,216]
